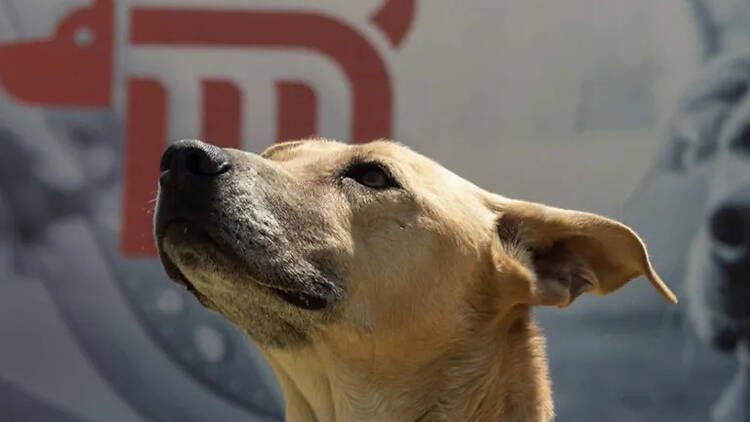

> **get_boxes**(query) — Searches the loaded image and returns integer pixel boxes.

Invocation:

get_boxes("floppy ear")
[489,197,677,308]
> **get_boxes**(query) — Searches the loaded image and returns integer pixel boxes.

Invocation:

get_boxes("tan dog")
[154,139,677,422]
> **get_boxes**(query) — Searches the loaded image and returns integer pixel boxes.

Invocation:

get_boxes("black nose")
[160,139,231,176]
[710,207,744,248]
[709,188,750,266]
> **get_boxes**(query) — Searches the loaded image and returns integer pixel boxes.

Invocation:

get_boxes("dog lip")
[268,287,328,310]
[157,243,197,290]
[251,275,334,311]
[157,231,216,306]
[155,217,205,293]
[155,216,190,240]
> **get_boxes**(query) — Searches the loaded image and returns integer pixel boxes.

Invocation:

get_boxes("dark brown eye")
[343,162,398,190]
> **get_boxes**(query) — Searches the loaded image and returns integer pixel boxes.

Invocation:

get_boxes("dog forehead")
[261,139,447,175]
[262,138,407,156]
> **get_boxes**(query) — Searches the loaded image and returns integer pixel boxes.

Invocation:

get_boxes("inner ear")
[531,240,598,308]
[498,221,598,308]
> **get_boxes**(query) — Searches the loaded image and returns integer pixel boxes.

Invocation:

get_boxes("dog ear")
[488,197,677,308]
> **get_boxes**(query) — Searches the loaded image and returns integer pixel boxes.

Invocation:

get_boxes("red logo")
[0,0,416,255]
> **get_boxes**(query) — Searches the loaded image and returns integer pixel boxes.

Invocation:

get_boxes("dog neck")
[261,305,554,422]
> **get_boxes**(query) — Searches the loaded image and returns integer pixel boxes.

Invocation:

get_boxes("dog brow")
[684,67,747,110]
[261,141,306,158]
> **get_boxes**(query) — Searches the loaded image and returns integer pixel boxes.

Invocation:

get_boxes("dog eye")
[666,136,716,171]
[343,162,398,189]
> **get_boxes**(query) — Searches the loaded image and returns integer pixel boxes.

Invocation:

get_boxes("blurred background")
[2,0,749,420]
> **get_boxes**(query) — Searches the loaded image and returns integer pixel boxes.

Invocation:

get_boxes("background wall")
[1,0,744,421]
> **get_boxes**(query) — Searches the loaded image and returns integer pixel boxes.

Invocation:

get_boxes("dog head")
[155,139,675,358]
[628,51,750,352]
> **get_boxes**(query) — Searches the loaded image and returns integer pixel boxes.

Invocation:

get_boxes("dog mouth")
[271,289,327,310]
[156,218,328,311]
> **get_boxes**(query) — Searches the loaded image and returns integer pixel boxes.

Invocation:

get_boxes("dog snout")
[160,139,231,180]
[708,190,750,267]
[711,328,739,352]
[710,206,745,250]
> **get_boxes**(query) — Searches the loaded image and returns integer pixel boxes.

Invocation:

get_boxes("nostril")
[711,329,738,353]
[184,152,204,175]
[710,207,745,247]
[159,140,231,176]
[195,146,231,175]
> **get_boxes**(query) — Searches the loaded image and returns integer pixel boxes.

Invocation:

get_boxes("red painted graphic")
[0,0,113,106]
[277,82,317,142]
[202,80,242,150]
[0,0,417,256]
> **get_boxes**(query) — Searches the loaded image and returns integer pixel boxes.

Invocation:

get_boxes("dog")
[625,50,750,422]
[154,138,677,421]
[627,51,750,354]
